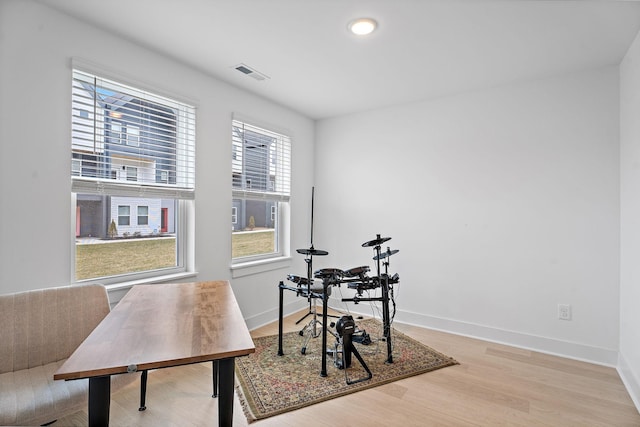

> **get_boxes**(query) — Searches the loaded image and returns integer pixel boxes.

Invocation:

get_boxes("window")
[231,118,291,262]
[72,68,195,283]
[126,166,137,182]
[72,159,81,176]
[118,205,130,226]
[110,123,122,143]
[138,206,149,225]
[126,124,140,146]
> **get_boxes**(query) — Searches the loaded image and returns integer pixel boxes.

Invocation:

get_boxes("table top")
[54,281,255,381]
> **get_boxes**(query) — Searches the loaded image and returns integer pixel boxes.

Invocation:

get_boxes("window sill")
[95,271,198,306]
[230,256,292,278]
[104,271,199,292]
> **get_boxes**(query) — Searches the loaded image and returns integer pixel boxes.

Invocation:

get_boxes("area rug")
[234,318,458,422]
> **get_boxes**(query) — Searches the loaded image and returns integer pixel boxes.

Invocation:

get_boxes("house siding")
[111,196,161,236]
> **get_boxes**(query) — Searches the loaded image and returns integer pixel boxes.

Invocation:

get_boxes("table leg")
[218,358,235,427]
[139,370,148,410]
[212,360,219,398]
[88,376,111,427]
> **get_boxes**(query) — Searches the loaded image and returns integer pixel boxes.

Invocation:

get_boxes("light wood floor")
[56,308,640,426]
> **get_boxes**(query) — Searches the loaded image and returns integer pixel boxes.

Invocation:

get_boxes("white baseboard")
[358,308,619,367]
[244,299,308,331]
[618,352,640,413]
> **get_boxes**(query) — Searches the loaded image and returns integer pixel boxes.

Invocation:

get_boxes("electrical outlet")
[558,304,572,321]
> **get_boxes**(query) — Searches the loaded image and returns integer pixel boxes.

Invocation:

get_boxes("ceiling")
[37,0,640,120]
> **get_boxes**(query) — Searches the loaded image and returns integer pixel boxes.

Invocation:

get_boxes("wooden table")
[54,281,255,427]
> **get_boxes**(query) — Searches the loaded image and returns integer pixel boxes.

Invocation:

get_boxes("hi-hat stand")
[297,249,328,354]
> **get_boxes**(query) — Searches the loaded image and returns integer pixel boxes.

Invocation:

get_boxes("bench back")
[0,284,110,374]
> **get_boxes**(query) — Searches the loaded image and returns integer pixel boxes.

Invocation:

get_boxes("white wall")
[0,0,315,323]
[315,67,621,364]
[620,30,640,409]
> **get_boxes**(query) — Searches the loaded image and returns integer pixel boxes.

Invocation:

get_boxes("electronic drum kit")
[277,233,400,383]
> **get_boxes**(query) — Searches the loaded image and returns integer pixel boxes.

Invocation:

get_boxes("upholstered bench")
[0,284,138,426]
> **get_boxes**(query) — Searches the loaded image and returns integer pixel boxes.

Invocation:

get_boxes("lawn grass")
[76,238,176,280]
[231,230,275,258]
[76,230,275,280]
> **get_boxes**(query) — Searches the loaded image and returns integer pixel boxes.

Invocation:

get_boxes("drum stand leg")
[278,282,284,356]
[295,304,313,324]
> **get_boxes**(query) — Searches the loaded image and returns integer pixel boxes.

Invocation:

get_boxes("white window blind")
[232,119,291,201]
[71,69,196,199]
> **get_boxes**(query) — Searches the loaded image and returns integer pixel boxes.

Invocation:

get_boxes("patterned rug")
[235,318,458,422]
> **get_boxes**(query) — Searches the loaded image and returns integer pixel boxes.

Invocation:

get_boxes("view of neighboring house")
[71,73,177,238]
[231,123,278,231]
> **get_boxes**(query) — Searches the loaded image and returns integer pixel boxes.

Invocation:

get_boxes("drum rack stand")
[340,235,398,364]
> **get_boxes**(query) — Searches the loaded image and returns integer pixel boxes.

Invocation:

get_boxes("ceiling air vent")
[234,63,269,81]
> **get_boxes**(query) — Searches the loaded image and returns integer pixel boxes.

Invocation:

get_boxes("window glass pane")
[138,206,149,225]
[110,123,122,144]
[118,205,130,226]
[126,166,137,182]
[76,194,177,280]
[126,124,140,146]
[72,159,81,176]
[232,198,277,259]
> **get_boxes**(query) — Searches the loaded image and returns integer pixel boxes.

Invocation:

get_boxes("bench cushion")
[0,284,111,373]
[0,284,138,425]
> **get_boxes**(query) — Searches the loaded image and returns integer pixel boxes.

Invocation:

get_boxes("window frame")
[70,62,196,287]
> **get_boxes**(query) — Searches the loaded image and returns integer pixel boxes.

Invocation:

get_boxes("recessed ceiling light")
[348,18,377,36]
